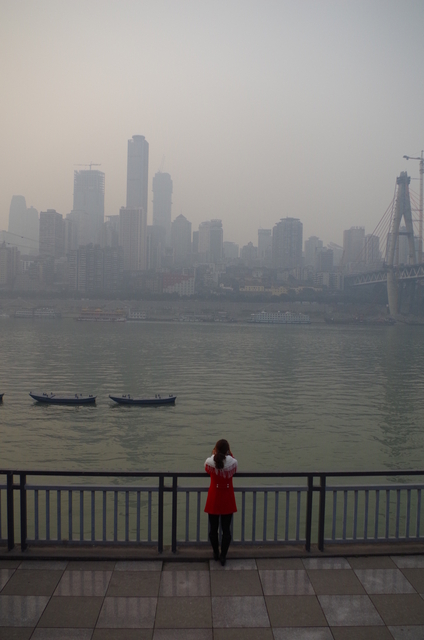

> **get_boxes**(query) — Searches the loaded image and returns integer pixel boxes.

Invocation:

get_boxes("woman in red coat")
[204,439,237,565]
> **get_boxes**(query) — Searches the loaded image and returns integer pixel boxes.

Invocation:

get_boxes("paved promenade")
[1,554,424,639]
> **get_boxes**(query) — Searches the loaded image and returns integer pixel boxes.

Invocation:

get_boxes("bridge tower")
[387,172,416,315]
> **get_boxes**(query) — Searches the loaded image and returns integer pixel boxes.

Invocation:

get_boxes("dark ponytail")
[214,439,230,470]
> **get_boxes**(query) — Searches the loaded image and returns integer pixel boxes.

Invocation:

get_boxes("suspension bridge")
[344,154,424,317]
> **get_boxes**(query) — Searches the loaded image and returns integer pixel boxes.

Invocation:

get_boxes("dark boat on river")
[109,394,176,406]
[29,392,96,405]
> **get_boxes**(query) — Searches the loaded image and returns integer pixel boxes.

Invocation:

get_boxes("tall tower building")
[126,135,149,215]
[304,236,323,267]
[119,207,147,271]
[8,195,27,237]
[343,227,365,268]
[272,217,303,270]
[39,210,65,258]
[171,214,191,266]
[152,172,173,245]
[198,220,223,263]
[72,170,105,245]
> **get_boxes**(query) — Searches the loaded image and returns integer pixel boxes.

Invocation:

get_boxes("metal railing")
[1,470,424,553]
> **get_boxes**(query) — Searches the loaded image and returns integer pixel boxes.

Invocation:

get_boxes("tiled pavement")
[1,556,424,638]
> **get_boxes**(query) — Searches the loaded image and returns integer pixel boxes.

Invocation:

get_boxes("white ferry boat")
[250,311,310,324]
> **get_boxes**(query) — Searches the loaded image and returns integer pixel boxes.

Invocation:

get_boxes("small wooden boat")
[109,394,176,406]
[29,392,96,405]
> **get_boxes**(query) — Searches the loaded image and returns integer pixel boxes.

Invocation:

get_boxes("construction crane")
[403,151,424,262]
[74,163,102,170]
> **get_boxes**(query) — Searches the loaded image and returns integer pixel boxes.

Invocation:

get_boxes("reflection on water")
[1,319,424,473]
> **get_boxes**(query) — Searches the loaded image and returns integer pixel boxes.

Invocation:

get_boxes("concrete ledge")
[1,541,424,562]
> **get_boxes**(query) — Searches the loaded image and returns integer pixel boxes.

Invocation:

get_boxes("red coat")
[204,455,237,515]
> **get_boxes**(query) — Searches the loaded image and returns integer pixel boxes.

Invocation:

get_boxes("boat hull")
[30,393,96,405]
[109,395,176,406]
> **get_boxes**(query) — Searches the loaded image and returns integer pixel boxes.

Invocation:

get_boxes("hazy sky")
[1,0,423,247]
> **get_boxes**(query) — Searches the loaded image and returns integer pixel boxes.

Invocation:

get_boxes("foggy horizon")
[1,0,423,248]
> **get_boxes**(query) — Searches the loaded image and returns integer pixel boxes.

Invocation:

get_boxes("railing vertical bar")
[241,492,245,542]
[79,491,84,542]
[46,490,50,542]
[296,491,301,542]
[102,491,107,542]
[305,478,313,552]
[274,491,279,542]
[57,490,61,542]
[285,491,290,541]
[158,476,164,553]
[406,489,411,539]
[332,491,337,541]
[318,475,326,551]
[395,490,401,540]
[263,491,268,542]
[68,490,72,541]
[364,490,369,540]
[0,487,2,540]
[114,491,118,542]
[125,491,129,542]
[196,491,201,542]
[385,490,390,540]
[6,472,14,551]
[20,474,27,551]
[185,492,190,542]
[171,476,178,552]
[252,492,257,542]
[148,491,152,543]
[353,490,358,540]
[34,490,39,541]
[136,491,141,543]
[91,491,95,542]
[342,490,348,541]
[416,489,422,539]
[374,490,380,540]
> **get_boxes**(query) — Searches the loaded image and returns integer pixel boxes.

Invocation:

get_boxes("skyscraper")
[8,196,39,255]
[152,172,173,245]
[126,135,149,214]
[343,227,365,268]
[272,217,303,270]
[198,220,223,263]
[171,214,191,266]
[39,210,65,258]
[72,170,105,245]
[119,207,147,271]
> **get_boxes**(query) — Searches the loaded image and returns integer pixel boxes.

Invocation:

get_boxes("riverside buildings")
[171,214,191,267]
[70,170,105,246]
[152,172,173,246]
[126,135,149,214]
[272,217,303,270]
[119,207,147,271]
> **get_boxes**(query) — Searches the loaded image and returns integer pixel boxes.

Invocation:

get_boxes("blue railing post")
[305,474,313,552]
[318,474,326,551]
[171,475,178,553]
[20,473,27,551]
[7,471,14,551]
[158,475,164,553]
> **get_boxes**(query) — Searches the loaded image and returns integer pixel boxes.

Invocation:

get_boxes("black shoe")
[220,554,226,566]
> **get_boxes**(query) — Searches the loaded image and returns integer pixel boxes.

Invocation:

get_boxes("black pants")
[208,514,233,557]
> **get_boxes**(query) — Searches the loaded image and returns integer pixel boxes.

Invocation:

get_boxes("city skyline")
[1,1,423,248]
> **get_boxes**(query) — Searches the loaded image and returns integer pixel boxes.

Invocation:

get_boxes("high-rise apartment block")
[198,220,223,263]
[39,210,65,258]
[343,227,365,267]
[126,135,149,214]
[272,217,303,270]
[171,214,191,266]
[304,236,323,267]
[258,229,272,265]
[152,172,173,245]
[8,196,39,255]
[223,241,239,261]
[119,207,147,271]
[72,170,105,245]
[0,242,20,286]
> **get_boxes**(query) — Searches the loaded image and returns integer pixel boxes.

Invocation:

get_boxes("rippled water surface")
[1,319,424,473]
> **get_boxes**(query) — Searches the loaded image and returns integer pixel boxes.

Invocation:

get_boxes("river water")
[1,318,424,474]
